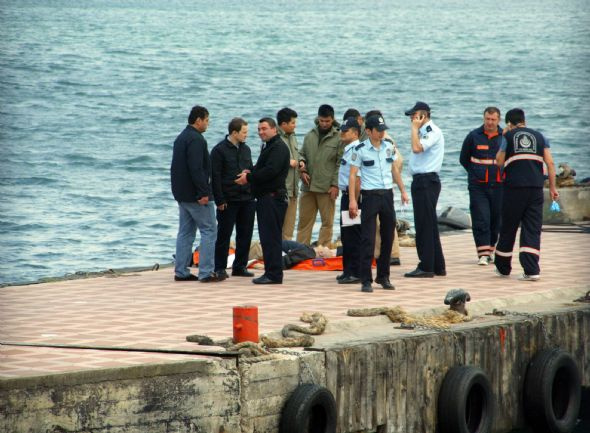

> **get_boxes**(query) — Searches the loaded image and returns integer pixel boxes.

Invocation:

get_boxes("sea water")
[1,0,589,285]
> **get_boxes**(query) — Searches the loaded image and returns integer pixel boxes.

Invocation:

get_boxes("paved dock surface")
[1,226,589,378]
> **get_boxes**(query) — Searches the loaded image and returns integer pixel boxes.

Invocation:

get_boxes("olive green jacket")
[299,122,343,193]
[279,127,300,198]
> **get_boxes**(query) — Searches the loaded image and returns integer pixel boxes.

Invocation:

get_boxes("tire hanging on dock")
[437,365,494,433]
[523,348,581,433]
[279,383,336,433]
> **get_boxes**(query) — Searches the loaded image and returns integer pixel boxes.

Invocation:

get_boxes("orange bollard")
[233,305,259,343]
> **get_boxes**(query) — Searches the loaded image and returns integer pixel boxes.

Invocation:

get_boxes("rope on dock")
[347,306,473,330]
[186,312,328,361]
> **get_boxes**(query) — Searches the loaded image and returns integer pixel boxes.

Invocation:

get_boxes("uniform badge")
[426,125,432,133]
[514,131,537,154]
[386,148,392,157]
[351,153,357,161]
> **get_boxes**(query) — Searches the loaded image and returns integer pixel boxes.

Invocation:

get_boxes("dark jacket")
[170,125,212,202]
[247,134,290,198]
[460,125,504,186]
[211,136,254,205]
[503,127,546,188]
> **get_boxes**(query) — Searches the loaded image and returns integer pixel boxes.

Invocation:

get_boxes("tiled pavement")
[1,227,589,378]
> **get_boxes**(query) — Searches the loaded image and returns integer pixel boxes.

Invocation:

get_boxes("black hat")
[340,116,360,132]
[404,101,431,116]
[365,115,389,131]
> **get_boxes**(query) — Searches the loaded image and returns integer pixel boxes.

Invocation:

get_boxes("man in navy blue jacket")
[460,107,504,266]
[170,105,218,282]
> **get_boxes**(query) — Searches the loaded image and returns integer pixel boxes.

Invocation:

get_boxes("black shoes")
[338,276,360,284]
[404,268,434,278]
[336,273,346,281]
[216,270,229,281]
[252,275,282,285]
[390,257,401,266]
[232,268,254,277]
[375,277,395,290]
[435,269,447,276]
[200,273,220,283]
[361,282,373,293]
[174,274,198,281]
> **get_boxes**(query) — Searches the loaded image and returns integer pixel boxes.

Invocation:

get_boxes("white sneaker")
[495,268,510,278]
[519,273,540,282]
[478,256,490,266]
[489,253,494,264]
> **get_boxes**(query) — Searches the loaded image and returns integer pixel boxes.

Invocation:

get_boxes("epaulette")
[426,125,432,133]
[384,138,394,144]
[354,142,365,151]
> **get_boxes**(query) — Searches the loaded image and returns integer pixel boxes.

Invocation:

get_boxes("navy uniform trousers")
[214,200,256,273]
[360,189,395,284]
[340,192,361,278]
[411,173,445,273]
[495,187,543,276]
[257,194,288,282]
[468,184,503,257]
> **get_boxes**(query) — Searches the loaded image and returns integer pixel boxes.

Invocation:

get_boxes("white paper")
[341,210,361,227]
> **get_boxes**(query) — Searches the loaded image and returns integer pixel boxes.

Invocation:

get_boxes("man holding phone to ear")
[404,102,446,278]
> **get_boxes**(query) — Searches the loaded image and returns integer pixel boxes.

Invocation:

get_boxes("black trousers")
[340,193,361,278]
[411,173,445,273]
[495,187,543,276]
[468,184,503,257]
[256,194,288,282]
[214,200,256,272]
[360,189,395,284]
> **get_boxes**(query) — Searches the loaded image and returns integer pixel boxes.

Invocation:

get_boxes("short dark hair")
[484,106,501,117]
[259,117,277,128]
[188,105,209,124]
[365,109,382,119]
[343,108,361,120]
[505,108,525,125]
[277,107,298,125]
[228,117,248,134]
[318,104,335,118]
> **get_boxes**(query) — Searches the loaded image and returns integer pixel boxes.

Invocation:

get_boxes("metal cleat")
[444,289,471,316]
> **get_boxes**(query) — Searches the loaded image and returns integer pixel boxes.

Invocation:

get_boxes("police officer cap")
[365,115,389,131]
[340,116,360,131]
[404,101,431,116]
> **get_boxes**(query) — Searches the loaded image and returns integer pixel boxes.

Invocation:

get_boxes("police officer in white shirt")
[404,102,446,278]
[349,115,407,293]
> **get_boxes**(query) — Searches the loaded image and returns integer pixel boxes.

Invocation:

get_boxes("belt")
[412,172,438,178]
[341,190,349,195]
[361,189,391,196]
[260,191,285,198]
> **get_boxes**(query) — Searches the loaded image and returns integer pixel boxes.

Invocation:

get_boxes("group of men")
[170,102,559,289]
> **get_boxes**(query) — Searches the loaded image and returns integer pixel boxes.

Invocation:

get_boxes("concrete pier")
[1,226,589,432]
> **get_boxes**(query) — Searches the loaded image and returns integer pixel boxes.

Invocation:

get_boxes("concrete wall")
[1,307,588,433]
[543,186,590,223]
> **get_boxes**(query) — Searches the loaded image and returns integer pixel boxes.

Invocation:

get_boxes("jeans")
[174,201,217,279]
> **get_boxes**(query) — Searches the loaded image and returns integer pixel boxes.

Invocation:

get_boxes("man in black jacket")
[211,118,256,280]
[236,118,290,284]
[170,105,218,282]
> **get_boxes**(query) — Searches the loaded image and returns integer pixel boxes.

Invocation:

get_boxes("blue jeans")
[174,201,216,279]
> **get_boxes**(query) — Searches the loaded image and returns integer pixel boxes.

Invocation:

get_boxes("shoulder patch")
[354,142,365,151]
[351,153,357,161]
[426,125,432,133]
[384,138,393,144]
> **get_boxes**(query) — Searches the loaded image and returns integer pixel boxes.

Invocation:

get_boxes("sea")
[1,0,589,286]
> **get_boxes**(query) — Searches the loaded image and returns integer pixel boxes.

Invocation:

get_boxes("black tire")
[524,348,581,433]
[279,383,336,433]
[438,366,494,433]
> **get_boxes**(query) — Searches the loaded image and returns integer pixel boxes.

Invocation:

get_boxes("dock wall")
[1,306,588,433]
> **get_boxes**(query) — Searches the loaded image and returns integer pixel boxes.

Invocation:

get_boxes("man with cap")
[348,115,409,293]
[494,108,558,281]
[336,117,362,284]
[404,102,446,278]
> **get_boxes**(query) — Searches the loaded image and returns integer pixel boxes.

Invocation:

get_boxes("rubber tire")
[524,348,581,433]
[437,366,494,433]
[279,383,336,433]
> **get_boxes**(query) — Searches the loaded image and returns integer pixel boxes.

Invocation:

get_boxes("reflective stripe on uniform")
[504,154,544,168]
[520,246,540,256]
[470,156,496,165]
[495,249,513,257]
[477,245,491,251]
